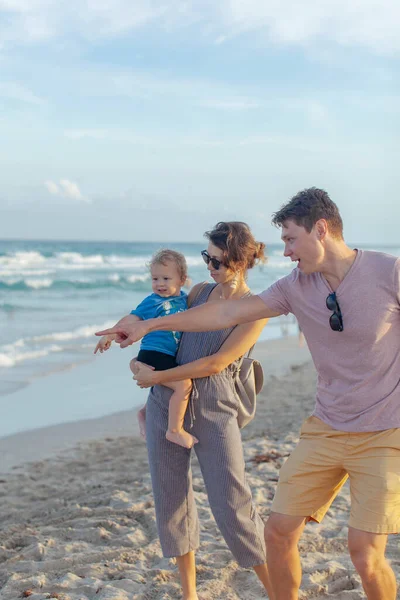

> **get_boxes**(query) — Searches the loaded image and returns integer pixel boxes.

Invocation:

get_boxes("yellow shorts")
[272,416,400,534]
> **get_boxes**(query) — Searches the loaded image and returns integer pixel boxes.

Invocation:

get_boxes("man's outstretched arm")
[96,295,281,348]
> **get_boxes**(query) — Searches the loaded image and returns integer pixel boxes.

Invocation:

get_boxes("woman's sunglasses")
[326,292,344,332]
[201,250,226,271]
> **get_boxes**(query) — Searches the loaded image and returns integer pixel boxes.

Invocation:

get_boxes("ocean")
[0,239,398,437]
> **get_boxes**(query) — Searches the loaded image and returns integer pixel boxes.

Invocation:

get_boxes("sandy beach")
[0,337,398,599]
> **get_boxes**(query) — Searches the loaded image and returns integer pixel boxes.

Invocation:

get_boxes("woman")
[110,222,272,600]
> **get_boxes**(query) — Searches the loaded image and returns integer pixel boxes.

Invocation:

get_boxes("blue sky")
[1,1,399,243]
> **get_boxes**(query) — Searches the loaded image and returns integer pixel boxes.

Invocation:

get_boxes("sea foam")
[0,321,115,368]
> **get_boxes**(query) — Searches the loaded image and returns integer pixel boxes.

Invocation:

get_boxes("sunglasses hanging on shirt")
[326,292,344,332]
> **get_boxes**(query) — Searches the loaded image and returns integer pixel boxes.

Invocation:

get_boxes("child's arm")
[94,314,142,354]
[94,333,118,354]
[134,318,268,387]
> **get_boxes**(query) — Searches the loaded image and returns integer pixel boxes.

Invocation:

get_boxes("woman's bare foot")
[166,429,198,449]
[137,405,146,439]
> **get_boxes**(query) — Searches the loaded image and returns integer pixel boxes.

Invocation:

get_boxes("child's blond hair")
[149,249,188,284]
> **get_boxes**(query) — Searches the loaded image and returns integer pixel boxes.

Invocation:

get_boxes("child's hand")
[94,336,113,354]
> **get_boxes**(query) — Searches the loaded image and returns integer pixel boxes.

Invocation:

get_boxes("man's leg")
[344,427,400,599]
[264,512,306,600]
[265,417,349,599]
[348,528,397,600]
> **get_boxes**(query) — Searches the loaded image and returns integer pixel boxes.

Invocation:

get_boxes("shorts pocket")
[299,415,316,436]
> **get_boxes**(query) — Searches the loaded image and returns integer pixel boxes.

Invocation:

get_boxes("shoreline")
[0,316,298,401]
[0,335,310,473]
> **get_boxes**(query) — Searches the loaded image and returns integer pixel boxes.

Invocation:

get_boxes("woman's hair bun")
[204,222,267,274]
[255,241,266,261]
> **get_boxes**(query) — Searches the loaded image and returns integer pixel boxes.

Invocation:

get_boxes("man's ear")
[315,219,328,240]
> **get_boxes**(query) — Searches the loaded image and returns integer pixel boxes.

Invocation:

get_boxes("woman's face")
[206,242,239,284]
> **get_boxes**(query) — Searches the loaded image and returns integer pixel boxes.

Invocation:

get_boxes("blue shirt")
[130,291,187,356]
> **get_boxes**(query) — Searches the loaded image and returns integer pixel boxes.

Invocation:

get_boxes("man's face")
[281,220,323,274]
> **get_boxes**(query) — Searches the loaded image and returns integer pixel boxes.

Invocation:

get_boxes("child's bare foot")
[137,406,146,439]
[166,429,198,449]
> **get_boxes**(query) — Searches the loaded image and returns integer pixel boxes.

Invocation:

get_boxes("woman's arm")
[134,318,268,387]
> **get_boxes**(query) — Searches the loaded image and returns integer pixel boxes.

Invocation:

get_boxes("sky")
[0,1,399,244]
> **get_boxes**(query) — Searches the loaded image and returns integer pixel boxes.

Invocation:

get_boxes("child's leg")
[137,403,147,439]
[164,379,198,449]
[130,357,149,439]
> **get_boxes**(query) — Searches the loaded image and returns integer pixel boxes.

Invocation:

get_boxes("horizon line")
[0,237,398,248]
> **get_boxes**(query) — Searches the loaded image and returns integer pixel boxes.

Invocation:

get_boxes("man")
[98,188,399,600]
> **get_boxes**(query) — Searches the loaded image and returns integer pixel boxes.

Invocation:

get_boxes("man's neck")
[321,243,357,291]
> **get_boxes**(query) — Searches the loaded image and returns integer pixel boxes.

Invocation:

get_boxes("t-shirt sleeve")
[130,296,153,319]
[258,276,292,316]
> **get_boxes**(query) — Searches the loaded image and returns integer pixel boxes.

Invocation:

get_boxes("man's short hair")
[272,187,344,240]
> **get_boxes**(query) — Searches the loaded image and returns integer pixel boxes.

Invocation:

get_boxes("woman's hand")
[130,358,155,377]
[133,362,159,388]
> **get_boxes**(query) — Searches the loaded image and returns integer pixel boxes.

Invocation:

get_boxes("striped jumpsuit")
[146,283,266,568]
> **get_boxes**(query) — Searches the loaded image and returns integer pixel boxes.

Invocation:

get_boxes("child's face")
[151,261,184,297]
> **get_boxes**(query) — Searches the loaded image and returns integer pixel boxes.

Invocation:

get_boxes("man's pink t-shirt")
[259,250,400,432]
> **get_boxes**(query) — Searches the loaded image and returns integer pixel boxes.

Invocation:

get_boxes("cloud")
[63,128,223,147]
[52,65,264,115]
[306,101,328,124]
[279,98,332,127]
[0,0,167,45]
[64,129,163,145]
[81,69,261,110]
[0,0,399,54]
[219,0,400,55]
[44,179,89,202]
[0,82,44,105]
[44,180,60,195]
[59,179,85,201]
[201,98,261,110]
[64,129,108,141]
